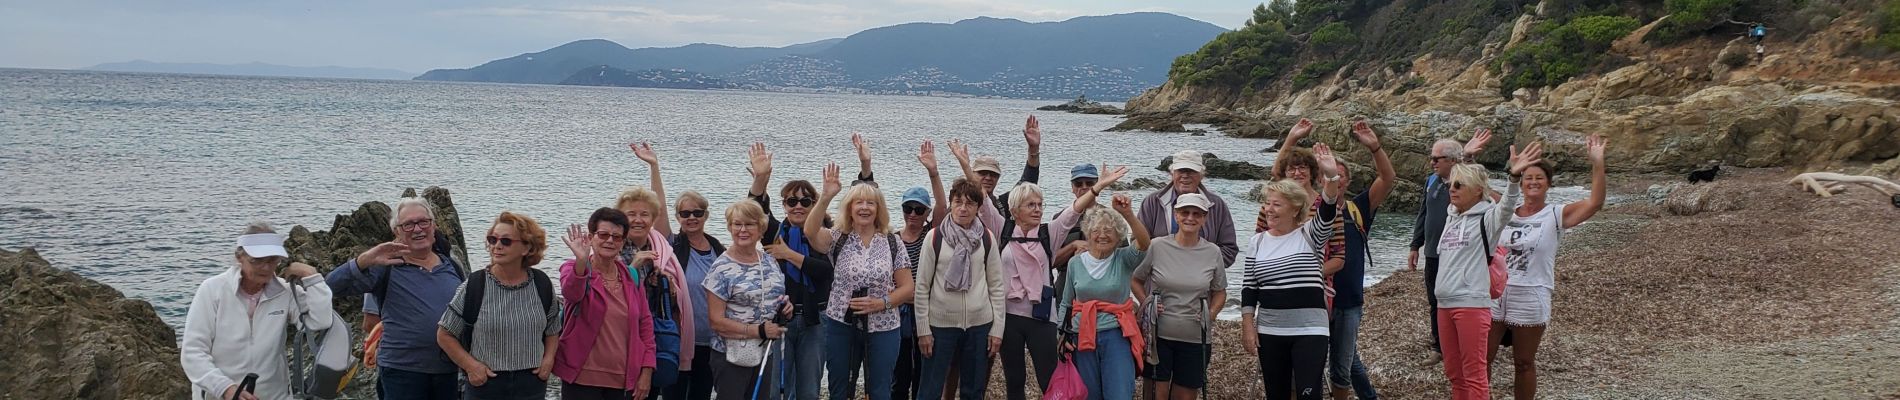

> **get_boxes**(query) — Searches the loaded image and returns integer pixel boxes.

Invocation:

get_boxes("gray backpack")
[288,282,359,399]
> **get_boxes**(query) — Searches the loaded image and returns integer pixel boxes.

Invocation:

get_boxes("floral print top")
[824,231,907,332]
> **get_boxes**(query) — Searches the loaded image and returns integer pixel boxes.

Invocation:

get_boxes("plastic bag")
[1042,355,1088,400]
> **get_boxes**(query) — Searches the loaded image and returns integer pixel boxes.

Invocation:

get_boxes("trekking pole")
[1199,297,1210,400]
[751,338,778,400]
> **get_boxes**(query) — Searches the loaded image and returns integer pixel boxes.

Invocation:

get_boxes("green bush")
[1291,61,1340,90]
[1571,15,1642,44]
[1166,19,1298,88]
[1654,0,1740,42]
[1310,22,1357,53]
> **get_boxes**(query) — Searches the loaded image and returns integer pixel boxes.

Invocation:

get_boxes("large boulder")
[1037,95,1123,115]
[0,248,189,399]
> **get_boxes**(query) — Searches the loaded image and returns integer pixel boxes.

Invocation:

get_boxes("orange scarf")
[1070,299,1145,373]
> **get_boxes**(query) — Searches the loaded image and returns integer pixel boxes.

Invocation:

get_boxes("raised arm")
[1272,118,1315,178]
[1113,193,1149,251]
[949,139,977,183]
[1351,119,1398,209]
[632,142,673,237]
[806,162,842,253]
[1021,115,1041,178]
[1499,141,1544,232]
[1067,164,1126,216]
[746,142,773,200]
[1464,127,1493,162]
[853,133,875,185]
[1562,135,1608,229]
[1315,143,1344,203]
[919,140,950,225]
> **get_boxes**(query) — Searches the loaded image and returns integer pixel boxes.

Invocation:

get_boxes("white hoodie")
[180,268,334,400]
[1434,183,1521,309]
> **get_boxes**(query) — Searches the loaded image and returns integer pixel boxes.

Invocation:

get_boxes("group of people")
[178,114,1610,400]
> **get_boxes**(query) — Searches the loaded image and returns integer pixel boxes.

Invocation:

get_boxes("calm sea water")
[0,68,1427,331]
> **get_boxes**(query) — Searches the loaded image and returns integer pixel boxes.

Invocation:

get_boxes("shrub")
[1654,0,1740,42]
[1571,15,1642,44]
[1497,14,1640,96]
[1310,22,1357,53]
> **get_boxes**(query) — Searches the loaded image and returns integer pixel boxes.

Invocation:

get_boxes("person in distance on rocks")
[181,221,333,400]
[326,197,468,400]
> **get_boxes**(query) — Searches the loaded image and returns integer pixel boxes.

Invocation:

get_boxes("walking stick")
[750,338,778,400]
[1199,297,1210,400]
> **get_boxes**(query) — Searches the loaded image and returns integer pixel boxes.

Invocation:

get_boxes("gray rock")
[0,248,189,399]
[1647,182,1683,205]
[1156,153,1270,181]
[1037,95,1123,115]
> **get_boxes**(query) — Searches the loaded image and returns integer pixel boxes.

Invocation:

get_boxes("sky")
[0,0,1262,74]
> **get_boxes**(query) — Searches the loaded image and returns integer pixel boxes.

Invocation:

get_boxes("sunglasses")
[677,209,707,219]
[592,231,626,241]
[1072,179,1098,188]
[784,197,815,208]
[1430,156,1451,163]
[903,205,930,216]
[1451,182,1468,191]
[485,236,519,247]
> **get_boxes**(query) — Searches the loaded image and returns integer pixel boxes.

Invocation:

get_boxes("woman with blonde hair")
[805,162,916,400]
[1434,142,1542,400]
[703,199,791,400]
[1240,143,1344,400]
[438,211,561,399]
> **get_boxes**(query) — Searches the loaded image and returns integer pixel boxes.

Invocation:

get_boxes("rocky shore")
[1037,95,1124,115]
[982,169,1900,399]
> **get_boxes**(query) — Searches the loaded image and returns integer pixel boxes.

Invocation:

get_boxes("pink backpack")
[1479,218,1508,299]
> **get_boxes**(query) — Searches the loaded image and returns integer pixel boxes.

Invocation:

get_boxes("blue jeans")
[1329,306,1379,399]
[783,318,825,400]
[822,317,900,400]
[1073,328,1135,400]
[380,366,458,400]
[917,323,993,400]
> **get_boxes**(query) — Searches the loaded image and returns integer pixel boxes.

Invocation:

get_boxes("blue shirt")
[327,256,465,374]
[684,247,719,346]
[1336,192,1378,309]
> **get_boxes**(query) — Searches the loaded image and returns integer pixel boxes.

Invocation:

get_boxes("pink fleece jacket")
[555,259,655,389]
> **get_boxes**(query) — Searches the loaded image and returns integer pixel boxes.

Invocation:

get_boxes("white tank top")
[1501,203,1564,289]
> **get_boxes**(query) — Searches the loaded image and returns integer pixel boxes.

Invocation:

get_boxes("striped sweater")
[1240,198,1337,337]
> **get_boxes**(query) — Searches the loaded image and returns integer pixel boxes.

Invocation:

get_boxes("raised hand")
[1465,127,1493,157]
[563,224,592,263]
[1586,134,1607,164]
[1287,118,1315,144]
[355,242,412,269]
[630,142,658,166]
[1508,141,1546,177]
[748,142,772,179]
[1350,119,1380,150]
[1111,193,1133,214]
[947,139,970,165]
[917,140,939,172]
[853,133,872,164]
[1314,142,1340,177]
[1098,164,1129,187]
[822,162,842,197]
[1023,115,1042,149]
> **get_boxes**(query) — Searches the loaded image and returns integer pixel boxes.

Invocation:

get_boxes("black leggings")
[1256,334,1327,400]
[893,334,922,400]
[1424,256,1442,352]
[1000,315,1058,400]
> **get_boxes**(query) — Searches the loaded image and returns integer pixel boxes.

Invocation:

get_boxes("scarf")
[940,220,984,292]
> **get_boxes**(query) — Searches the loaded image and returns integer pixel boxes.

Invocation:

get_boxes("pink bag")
[1043,355,1088,400]
[1480,218,1509,299]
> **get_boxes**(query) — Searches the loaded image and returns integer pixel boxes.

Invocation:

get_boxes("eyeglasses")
[902,205,930,216]
[592,231,626,241]
[1072,179,1097,188]
[783,197,815,208]
[398,218,434,232]
[677,209,707,219]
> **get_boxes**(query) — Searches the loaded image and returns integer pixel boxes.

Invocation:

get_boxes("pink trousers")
[1436,307,1492,400]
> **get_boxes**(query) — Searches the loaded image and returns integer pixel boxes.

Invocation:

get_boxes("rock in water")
[0,248,190,399]
[1036,95,1123,115]
[1156,152,1271,181]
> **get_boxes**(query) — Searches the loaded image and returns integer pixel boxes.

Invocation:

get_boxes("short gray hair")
[389,197,436,230]
[1007,182,1044,211]
[1433,139,1465,161]
[236,221,276,257]
[1078,206,1126,240]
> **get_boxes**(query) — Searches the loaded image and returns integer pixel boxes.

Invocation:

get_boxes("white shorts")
[1491,285,1551,327]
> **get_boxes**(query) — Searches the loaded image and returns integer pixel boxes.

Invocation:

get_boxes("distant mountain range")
[85,60,415,80]
[416,13,1226,100]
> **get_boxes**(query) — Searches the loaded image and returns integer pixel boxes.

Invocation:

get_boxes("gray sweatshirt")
[1433,183,1520,309]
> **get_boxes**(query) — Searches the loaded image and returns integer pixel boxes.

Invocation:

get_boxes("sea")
[0,68,1460,332]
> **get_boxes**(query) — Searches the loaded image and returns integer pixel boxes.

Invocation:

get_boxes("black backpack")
[1000,224,1061,320]
[453,268,555,351]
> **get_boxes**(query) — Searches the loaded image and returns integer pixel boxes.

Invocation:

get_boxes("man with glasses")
[1408,128,1490,356]
[327,197,467,400]
[1052,163,1101,269]
[1137,151,1239,266]
[972,115,1044,220]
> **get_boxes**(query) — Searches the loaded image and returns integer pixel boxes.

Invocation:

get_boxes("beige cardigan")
[913,223,1008,338]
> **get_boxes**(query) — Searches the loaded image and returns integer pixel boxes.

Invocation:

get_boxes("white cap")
[1170,150,1205,173]
[237,233,289,258]
[1173,193,1211,211]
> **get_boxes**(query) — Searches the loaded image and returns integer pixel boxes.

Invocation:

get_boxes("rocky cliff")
[1123,0,1900,209]
[0,248,190,399]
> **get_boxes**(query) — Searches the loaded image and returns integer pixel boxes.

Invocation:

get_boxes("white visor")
[237,233,289,259]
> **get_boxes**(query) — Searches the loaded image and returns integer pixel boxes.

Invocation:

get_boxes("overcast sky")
[0,0,1260,73]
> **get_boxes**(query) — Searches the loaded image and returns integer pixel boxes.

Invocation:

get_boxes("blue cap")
[1070,163,1100,181]
[902,187,932,207]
